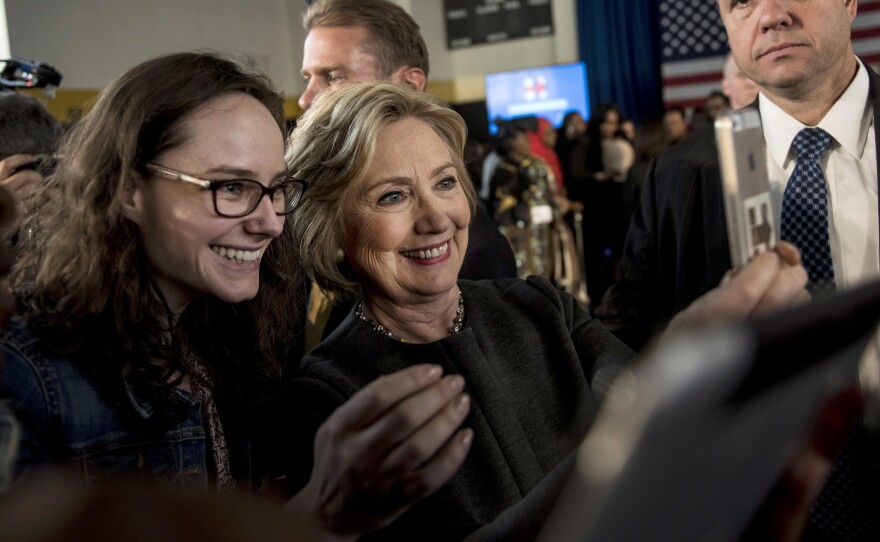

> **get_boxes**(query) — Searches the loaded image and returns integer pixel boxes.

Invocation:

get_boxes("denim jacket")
[0,321,212,489]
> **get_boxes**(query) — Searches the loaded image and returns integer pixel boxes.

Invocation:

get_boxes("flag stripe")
[853,11,880,29]
[664,72,726,86]
[660,0,880,110]
[853,27,880,40]
[664,82,724,101]
[661,56,726,77]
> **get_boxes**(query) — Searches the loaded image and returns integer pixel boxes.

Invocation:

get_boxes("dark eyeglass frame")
[144,163,308,218]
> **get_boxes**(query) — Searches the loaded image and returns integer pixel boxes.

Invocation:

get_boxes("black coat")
[595,63,880,352]
[285,277,634,541]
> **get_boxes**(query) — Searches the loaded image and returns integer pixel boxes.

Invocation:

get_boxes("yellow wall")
[20,88,98,124]
[427,76,486,104]
[24,80,481,124]
[283,98,303,121]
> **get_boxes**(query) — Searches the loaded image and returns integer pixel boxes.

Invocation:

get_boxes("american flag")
[660,0,880,110]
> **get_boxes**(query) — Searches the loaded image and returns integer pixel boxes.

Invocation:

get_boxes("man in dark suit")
[598,2,878,540]
[597,0,877,352]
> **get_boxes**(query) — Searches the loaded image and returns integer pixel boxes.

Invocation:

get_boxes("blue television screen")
[484,61,590,135]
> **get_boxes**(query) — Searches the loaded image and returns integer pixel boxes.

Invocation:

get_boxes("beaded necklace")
[355,290,465,343]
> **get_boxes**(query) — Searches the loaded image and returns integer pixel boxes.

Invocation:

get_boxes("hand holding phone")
[715,109,777,269]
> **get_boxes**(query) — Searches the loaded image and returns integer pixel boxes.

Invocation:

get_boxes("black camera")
[0,58,62,97]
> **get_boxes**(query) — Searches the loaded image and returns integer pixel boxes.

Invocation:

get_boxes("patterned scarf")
[185,354,236,492]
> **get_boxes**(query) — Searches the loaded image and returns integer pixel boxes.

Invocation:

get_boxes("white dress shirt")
[759,58,879,289]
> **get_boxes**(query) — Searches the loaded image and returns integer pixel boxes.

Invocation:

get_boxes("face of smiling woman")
[123,92,287,314]
[342,117,470,307]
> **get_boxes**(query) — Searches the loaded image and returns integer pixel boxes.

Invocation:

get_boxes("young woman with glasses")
[0,52,470,539]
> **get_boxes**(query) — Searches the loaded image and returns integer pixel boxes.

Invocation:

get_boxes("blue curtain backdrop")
[576,0,664,124]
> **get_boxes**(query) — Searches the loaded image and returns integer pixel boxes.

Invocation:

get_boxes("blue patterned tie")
[782,132,870,541]
[780,127,835,293]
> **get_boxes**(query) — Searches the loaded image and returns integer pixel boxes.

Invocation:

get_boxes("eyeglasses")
[145,163,308,218]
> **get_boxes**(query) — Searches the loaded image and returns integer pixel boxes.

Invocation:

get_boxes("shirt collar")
[122,373,200,420]
[759,56,871,168]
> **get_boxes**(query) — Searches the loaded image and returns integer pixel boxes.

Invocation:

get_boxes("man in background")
[299,0,424,110]
[721,51,760,110]
[662,106,690,145]
[598,1,878,538]
[703,90,730,122]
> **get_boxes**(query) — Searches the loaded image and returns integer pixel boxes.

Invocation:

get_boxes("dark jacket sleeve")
[281,373,348,495]
[593,127,732,352]
[591,156,668,352]
[520,275,635,404]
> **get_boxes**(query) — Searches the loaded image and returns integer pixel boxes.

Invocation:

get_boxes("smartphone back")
[715,109,776,268]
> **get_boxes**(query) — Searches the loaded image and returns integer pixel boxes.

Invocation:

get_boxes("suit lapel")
[867,65,880,254]
[701,153,730,284]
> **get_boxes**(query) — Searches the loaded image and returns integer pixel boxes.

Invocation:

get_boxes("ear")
[121,179,144,225]
[846,0,857,21]
[392,66,427,92]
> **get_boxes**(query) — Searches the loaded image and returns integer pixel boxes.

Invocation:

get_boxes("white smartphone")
[715,109,776,269]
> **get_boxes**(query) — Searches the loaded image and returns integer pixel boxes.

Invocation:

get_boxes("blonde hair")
[287,82,475,298]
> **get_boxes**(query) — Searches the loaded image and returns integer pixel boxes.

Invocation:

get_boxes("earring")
[335,248,345,262]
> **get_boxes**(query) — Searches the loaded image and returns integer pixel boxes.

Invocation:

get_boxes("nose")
[245,195,285,237]
[413,196,453,235]
[759,0,793,31]
[298,78,325,111]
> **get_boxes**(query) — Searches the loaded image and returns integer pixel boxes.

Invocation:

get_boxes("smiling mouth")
[402,242,449,260]
[211,245,264,262]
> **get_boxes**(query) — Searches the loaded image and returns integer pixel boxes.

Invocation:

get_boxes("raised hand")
[285,364,472,541]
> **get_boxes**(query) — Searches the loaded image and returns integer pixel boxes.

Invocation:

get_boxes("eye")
[327,73,345,84]
[216,180,248,196]
[436,176,458,190]
[378,190,405,205]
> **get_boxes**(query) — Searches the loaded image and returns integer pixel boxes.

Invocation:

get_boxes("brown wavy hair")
[286,82,475,299]
[11,51,306,419]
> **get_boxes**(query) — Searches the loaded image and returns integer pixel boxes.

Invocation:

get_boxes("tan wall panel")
[283,98,303,121]
[20,88,98,124]
[23,80,477,125]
